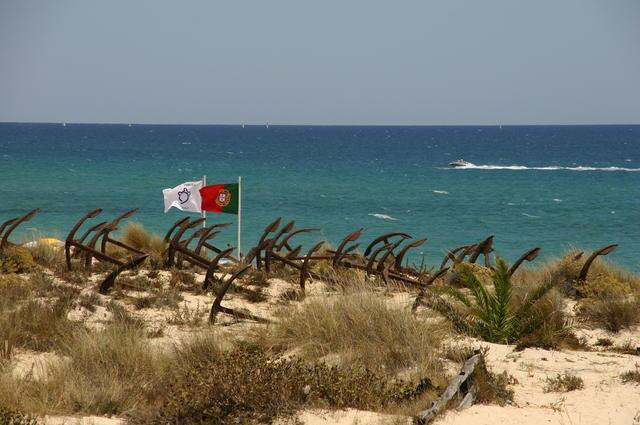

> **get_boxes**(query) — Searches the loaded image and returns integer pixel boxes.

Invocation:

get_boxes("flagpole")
[202,175,206,228]
[237,175,242,260]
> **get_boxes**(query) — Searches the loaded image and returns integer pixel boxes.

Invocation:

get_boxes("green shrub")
[131,346,408,425]
[422,258,562,345]
[0,247,36,273]
[513,288,574,350]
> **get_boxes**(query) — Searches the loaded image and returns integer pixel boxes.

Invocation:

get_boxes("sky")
[1,0,639,125]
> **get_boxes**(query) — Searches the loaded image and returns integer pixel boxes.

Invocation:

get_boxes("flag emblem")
[216,189,231,207]
[178,188,191,204]
[200,183,239,215]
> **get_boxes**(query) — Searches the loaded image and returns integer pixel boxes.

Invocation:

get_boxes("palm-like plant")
[422,257,556,344]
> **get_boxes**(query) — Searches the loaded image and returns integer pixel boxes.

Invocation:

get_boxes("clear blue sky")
[1,0,639,125]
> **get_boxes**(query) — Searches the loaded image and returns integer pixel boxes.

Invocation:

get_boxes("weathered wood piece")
[414,353,481,424]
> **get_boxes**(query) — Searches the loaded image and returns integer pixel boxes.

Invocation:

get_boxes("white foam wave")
[433,190,449,195]
[368,213,398,221]
[521,213,540,218]
[553,198,563,203]
[448,162,640,172]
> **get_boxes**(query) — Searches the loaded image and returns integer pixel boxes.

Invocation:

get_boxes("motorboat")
[449,159,472,168]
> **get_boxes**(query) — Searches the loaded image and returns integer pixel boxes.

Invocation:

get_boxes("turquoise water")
[1,123,639,271]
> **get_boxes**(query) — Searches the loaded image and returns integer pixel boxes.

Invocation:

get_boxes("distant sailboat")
[62,122,66,127]
[266,122,270,129]
[241,123,245,129]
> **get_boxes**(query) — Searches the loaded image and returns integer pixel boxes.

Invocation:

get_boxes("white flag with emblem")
[162,180,203,213]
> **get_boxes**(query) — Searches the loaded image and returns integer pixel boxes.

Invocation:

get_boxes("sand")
[437,338,640,425]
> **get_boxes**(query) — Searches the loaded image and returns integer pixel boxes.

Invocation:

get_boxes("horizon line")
[1,121,639,127]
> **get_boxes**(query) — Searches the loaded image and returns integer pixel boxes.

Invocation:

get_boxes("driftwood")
[414,353,481,424]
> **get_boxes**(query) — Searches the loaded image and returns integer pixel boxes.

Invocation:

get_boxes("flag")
[199,183,239,214]
[162,180,203,213]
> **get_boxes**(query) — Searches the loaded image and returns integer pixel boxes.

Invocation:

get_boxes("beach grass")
[0,245,638,423]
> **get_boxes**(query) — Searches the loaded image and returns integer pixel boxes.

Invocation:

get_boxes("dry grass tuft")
[594,337,613,347]
[5,321,162,416]
[620,365,640,384]
[131,287,182,310]
[167,302,204,327]
[243,269,270,287]
[472,355,515,406]
[121,222,167,267]
[168,269,196,290]
[0,406,39,425]
[544,373,584,393]
[0,274,33,304]
[254,288,447,382]
[27,270,55,295]
[118,274,157,291]
[519,249,639,295]
[240,286,268,303]
[577,273,640,333]
[105,301,144,327]
[612,340,640,356]
[0,298,81,353]
[25,242,66,272]
[121,222,166,253]
[77,292,102,312]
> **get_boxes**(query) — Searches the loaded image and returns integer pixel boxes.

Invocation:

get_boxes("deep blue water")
[1,123,639,271]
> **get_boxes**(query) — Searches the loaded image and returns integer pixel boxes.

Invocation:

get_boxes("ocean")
[1,123,639,271]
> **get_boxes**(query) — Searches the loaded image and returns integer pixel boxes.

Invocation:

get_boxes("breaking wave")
[368,213,398,221]
[433,190,449,195]
[447,162,640,172]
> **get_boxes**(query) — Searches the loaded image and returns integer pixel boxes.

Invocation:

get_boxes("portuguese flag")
[199,183,239,214]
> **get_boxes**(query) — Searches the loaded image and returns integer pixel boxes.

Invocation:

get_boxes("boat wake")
[368,213,398,221]
[447,162,640,172]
